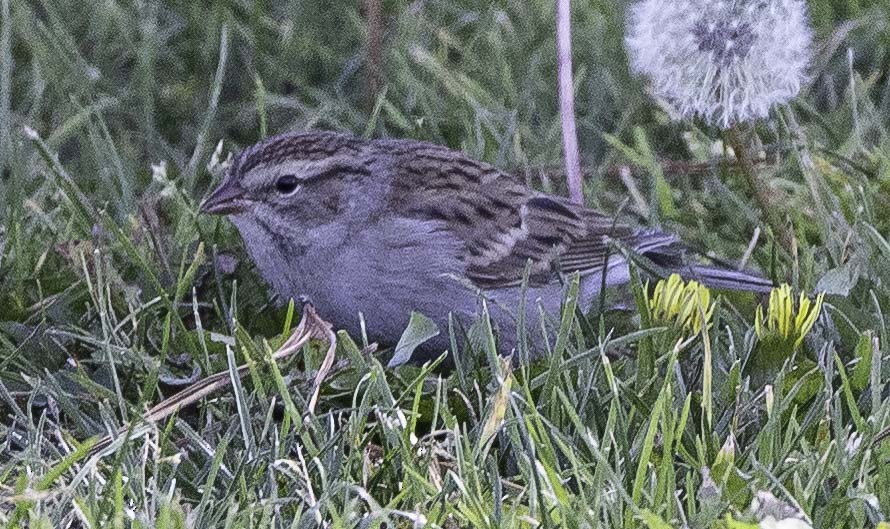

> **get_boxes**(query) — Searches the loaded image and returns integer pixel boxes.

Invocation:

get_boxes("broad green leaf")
[387,311,440,367]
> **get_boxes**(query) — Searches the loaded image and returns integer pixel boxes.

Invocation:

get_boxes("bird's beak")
[199,180,249,215]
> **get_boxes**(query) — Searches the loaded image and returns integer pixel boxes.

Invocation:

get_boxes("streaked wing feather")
[468,197,673,289]
[387,144,676,290]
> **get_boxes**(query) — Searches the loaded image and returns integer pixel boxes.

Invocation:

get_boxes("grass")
[2,0,890,527]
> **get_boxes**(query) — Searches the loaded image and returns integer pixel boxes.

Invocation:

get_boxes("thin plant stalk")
[556,0,583,204]
[0,0,11,170]
[365,0,383,110]
[725,126,791,246]
[186,23,229,191]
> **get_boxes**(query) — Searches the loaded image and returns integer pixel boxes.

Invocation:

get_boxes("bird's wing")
[462,196,651,289]
[387,142,671,289]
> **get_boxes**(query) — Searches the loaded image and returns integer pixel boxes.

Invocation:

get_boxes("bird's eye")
[274,175,300,195]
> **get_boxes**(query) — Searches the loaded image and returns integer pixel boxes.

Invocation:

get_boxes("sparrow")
[200,131,771,364]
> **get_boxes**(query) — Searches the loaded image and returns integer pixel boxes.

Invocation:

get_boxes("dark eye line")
[271,161,373,194]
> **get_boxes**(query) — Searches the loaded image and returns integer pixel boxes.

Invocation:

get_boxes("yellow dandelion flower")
[755,284,824,350]
[648,274,715,335]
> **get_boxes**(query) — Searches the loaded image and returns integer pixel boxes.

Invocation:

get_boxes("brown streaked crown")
[231,130,367,178]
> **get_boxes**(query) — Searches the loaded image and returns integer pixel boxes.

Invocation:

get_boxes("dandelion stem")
[556,0,583,204]
[726,126,792,246]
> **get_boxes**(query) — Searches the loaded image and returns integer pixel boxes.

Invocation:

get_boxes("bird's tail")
[621,231,775,294]
[632,236,775,293]
[675,264,774,293]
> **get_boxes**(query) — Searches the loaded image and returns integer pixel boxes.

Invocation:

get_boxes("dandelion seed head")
[692,19,755,65]
[626,0,813,129]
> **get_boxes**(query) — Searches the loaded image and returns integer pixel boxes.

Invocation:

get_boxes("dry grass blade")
[306,306,338,415]
[86,306,335,458]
